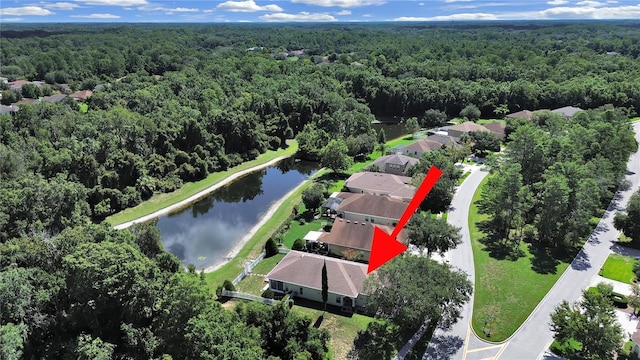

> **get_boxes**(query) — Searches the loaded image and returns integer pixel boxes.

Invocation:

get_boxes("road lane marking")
[465,344,504,353]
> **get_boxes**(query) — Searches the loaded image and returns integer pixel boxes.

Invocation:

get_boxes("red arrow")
[367,166,443,274]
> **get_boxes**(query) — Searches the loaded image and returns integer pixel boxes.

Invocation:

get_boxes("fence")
[232,251,266,285]
[221,290,279,306]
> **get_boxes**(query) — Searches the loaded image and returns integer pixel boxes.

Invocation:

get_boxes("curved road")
[424,121,640,359]
[424,165,488,360]
[501,121,640,359]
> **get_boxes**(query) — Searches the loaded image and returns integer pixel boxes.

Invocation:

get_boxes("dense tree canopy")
[365,255,472,330]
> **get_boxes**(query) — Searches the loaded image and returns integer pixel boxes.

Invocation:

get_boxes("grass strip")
[470,175,570,341]
[107,140,298,225]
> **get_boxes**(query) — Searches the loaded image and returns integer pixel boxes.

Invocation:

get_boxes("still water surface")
[156,158,318,270]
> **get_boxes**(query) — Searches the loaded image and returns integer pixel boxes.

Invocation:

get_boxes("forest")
[1,21,640,358]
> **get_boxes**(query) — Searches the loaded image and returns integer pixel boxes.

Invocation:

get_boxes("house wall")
[269,280,364,309]
[338,211,398,227]
[327,244,369,262]
[383,163,407,176]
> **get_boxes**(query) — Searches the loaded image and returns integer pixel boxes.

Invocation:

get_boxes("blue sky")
[1,0,639,22]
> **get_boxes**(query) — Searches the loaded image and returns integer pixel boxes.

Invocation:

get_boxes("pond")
[372,119,406,140]
[156,158,318,270]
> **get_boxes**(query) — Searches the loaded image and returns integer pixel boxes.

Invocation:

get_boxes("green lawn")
[282,218,326,248]
[600,254,636,284]
[470,175,571,341]
[106,140,298,225]
[291,301,374,360]
[235,254,285,295]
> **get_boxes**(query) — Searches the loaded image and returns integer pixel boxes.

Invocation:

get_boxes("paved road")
[500,121,640,359]
[423,165,488,360]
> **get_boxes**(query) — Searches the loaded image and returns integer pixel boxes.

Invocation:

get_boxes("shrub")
[262,289,275,299]
[292,239,305,251]
[265,238,279,257]
[611,292,628,308]
[222,279,236,292]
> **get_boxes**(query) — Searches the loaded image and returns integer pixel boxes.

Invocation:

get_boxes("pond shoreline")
[202,176,312,273]
[113,154,294,230]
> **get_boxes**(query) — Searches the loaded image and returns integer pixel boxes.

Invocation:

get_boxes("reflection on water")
[156,158,318,270]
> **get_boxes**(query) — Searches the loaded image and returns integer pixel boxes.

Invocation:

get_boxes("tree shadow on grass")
[529,242,578,275]
[348,319,435,360]
[477,220,525,261]
[529,244,561,275]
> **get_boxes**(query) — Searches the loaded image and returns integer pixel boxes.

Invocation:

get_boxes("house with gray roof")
[368,154,419,175]
[552,106,584,119]
[42,94,67,103]
[266,250,369,312]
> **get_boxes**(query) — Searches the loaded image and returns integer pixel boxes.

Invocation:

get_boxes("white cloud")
[217,0,283,12]
[419,2,424,5]
[75,0,147,6]
[203,9,215,13]
[547,0,568,4]
[1,17,25,21]
[443,0,472,2]
[335,10,351,15]
[362,13,373,17]
[606,0,618,3]
[137,4,199,13]
[260,11,337,21]
[290,0,385,8]
[70,12,120,17]
[576,0,605,6]
[394,12,497,20]
[0,6,53,15]
[43,2,81,10]
[535,4,640,18]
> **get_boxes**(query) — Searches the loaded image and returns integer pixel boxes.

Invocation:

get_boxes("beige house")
[447,121,490,139]
[344,172,416,201]
[505,110,534,120]
[482,121,507,140]
[266,251,369,312]
[368,154,419,175]
[333,193,406,227]
[401,138,443,157]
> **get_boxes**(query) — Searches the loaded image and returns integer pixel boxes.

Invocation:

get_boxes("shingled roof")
[505,110,534,120]
[482,121,506,136]
[404,138,443,153]
[266,250,368,298]
[320,218,406,252]
[448,121,490,133]
[344,172,413,194]
[336,193,407,220]
[552,106,584,118]
[369,154,419,173]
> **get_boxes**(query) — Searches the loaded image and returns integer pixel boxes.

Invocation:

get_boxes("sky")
[0,0,639,23]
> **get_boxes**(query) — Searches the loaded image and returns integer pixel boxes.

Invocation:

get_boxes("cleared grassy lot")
[600,253,636,284]
[107,140,298,225]
[470,175,571,341]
